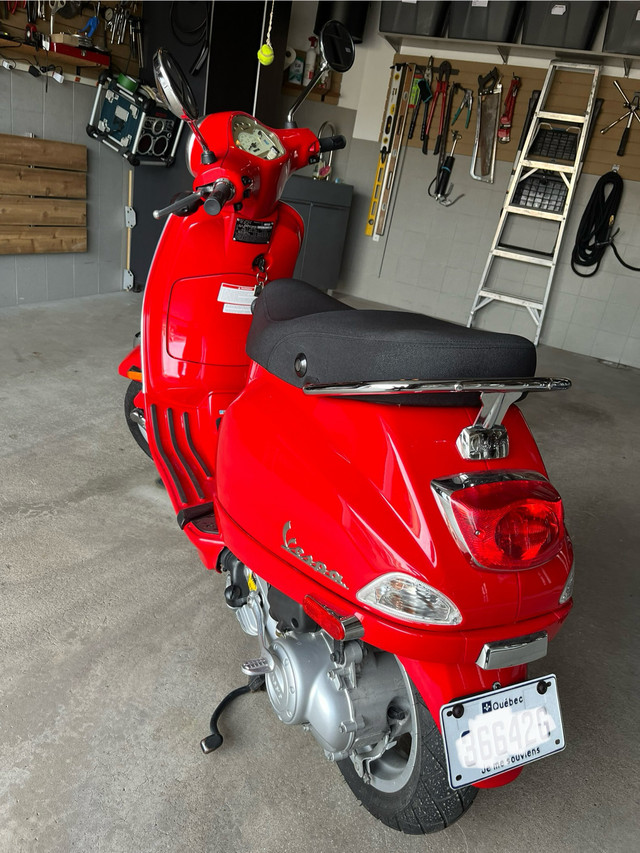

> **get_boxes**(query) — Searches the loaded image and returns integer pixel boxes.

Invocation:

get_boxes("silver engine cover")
[232,577,407,760]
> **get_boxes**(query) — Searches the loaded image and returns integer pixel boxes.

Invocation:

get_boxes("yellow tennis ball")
[257,44,274,66]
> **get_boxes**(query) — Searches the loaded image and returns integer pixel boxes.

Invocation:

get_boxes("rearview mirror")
[286,20,355,128]
[152,48,215,164]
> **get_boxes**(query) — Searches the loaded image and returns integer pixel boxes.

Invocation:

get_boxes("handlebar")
[318,134,347,153]
[203,179,235,216]
[153,179,235,220]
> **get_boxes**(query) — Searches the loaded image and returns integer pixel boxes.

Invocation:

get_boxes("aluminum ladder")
[467,61,602,344]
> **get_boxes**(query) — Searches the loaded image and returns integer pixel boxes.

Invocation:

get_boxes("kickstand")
[200,674,266,754]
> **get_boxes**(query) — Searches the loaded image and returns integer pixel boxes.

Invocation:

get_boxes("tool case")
[603,2,640,55]
[86,72,183,167]
[447,1,524,42]
[379,1,450,37]
[521,1,607,50]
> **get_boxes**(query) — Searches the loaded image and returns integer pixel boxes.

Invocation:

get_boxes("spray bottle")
[303,36,317,87]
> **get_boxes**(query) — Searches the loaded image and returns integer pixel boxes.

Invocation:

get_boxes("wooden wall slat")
[0,226,87,255]
[0,196,86,226]
[0,164,87,199]
[395,55,640,183]
[0,133,88,172]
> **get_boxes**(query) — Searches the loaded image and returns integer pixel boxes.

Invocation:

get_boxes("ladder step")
[537,110,586,123]
[505,205,564,221]
[492,248,554,267]
[519,159,576,173]
[478,290,544,310]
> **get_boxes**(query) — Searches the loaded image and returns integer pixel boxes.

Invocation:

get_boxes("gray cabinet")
[281,175,353,292]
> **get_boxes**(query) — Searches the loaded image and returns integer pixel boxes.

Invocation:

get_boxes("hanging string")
[257,0,276,66]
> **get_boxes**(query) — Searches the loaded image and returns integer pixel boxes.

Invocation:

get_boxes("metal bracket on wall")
[124,205,137,229]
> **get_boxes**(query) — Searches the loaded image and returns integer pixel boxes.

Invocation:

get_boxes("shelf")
[0,35,108,69]
[281,71,342,107]
[379,31,638,76]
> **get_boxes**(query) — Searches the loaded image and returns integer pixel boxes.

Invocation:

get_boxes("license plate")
[440,674,565,789]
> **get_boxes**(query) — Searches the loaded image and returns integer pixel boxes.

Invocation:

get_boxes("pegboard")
[394,54,640,183]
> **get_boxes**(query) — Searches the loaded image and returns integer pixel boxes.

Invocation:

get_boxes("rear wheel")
[124,379,152,458]
[337,666,477,834]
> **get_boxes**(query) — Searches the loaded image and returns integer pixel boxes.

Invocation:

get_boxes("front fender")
[118,345,142,380]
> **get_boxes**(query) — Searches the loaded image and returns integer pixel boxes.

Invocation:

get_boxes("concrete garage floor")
[1,291,638,853]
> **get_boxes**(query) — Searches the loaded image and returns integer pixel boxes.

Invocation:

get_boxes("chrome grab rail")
[302,377,572,396]
[302,377,571,460]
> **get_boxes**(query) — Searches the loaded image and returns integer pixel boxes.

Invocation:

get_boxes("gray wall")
[337,139,640,371]
[0,69,128,308]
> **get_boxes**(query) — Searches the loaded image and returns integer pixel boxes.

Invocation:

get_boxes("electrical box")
[86,72,183,167]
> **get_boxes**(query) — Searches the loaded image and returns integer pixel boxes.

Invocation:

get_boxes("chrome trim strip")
[302,377,571,396]
[476,631,549,670]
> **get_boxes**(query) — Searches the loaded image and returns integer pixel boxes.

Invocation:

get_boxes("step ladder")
[467,61,602,344]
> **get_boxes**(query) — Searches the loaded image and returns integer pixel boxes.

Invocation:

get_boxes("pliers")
[452,88,473,130]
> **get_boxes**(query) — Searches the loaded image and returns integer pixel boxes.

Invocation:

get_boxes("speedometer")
[232,115,285,160]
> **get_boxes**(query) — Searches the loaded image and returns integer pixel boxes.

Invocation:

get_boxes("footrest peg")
[241,657,274,675]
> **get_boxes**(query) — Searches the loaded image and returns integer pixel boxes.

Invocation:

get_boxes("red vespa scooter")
[119,30,575,835]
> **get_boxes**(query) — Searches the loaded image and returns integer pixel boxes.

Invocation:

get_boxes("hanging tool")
[452,88,473,129]
[437,81,459,170]
[407,66,430,140]
[365,63,414,237]
[48,0,65,36]
[423,60,453,155]
[498,76,521,144]
[470,67,502,183]
[599,80,640,157]
[79,1,99,38]
[429,130,463,206]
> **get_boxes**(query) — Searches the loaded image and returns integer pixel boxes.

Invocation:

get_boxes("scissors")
[48,0,66,36]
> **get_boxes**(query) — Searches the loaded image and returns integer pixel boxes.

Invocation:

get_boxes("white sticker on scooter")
[217,282,255,311]
[222,303,253,314]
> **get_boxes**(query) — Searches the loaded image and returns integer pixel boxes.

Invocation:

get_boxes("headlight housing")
[356,572,462,626]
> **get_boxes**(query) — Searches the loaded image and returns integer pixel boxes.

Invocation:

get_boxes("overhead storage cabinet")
[521,2,608,50]
[379,1,449,36]
[447,1,524,42]
[603,2,640,55]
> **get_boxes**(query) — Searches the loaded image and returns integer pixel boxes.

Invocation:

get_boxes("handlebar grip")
[203,180,235,216]
[153,190,203,220]
[318,135,346,153]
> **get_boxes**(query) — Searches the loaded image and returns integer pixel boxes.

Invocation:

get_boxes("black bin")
[603,1,640,56]
[522,1,607,50]
[447,1,524,42]
[379,1,450,37]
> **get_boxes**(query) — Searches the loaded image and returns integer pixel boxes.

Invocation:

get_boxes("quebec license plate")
[440,674,565,789]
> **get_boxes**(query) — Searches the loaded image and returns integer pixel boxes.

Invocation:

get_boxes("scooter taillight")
[432,473,566,570]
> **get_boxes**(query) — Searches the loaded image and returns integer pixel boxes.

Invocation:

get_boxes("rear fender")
[398,657,528,788]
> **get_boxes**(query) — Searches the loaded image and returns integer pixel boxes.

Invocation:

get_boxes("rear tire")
[124,380,152,458]
[337,669,477,834]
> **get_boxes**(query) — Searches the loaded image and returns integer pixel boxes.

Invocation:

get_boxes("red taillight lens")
[448,479,565,570]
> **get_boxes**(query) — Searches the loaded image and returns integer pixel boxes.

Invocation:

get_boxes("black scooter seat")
[247,279,536,405]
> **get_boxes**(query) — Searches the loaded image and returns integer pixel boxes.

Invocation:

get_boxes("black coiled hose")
[571,170,640,277]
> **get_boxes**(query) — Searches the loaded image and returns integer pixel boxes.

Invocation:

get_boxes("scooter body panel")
[216,365,573,632]
[137,201,304,511]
